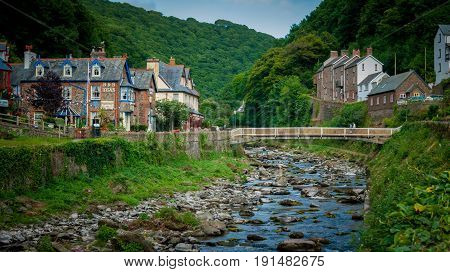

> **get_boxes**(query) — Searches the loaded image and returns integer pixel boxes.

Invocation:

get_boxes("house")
[10,44,157,131]
[367,70,430,121]
[344,48,383,102]
[130,68,157,131]
[315,48,383,103]
[0,42,12,105]
[147,57,203,131]
[357,72,390,102]
[434,24,450,85]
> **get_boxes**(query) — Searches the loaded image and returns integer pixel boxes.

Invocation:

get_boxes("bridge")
[230,127,401,144]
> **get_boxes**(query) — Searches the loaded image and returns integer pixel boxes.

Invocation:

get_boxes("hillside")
[0,0,275,98]
[218,0,450,127]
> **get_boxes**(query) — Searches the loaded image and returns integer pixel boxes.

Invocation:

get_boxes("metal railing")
[230,127,401,140]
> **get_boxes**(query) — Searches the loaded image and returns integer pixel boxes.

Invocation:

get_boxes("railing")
[230,127,401,140]
[0,113,69,137]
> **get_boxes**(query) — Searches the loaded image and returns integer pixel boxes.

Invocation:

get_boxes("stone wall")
[311,98,344,125]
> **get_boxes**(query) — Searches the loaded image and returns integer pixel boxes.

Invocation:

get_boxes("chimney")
[341,50,349,57]
[169,56,176,66]
[330,51,338,59]
[122,53,128,59]
[90,42,106,58]
[352,49,360,57]
[366,47,373,56]
[24,45,36,69]
[146,58,160,78]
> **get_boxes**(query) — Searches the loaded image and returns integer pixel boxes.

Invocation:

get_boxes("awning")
[55,105,80,117]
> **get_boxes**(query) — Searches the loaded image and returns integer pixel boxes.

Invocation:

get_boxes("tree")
[27,71,64,116]
[155,100,189,131]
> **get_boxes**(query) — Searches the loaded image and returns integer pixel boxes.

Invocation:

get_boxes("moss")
[96,226,117,243]
[36,235,54,252]
[154,207,199,228]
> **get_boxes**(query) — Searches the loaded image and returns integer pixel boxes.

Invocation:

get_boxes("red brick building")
[367,70,430,122]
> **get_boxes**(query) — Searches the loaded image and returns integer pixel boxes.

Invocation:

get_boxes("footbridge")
[230,127,401,144]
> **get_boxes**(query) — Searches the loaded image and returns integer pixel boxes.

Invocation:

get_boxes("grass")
[154,207,199,228]
[0,136,72,147]
[0,151,248,228]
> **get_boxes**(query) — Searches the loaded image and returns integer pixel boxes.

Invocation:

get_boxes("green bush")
[96,226,117,242]
[154,207,199,228]
[130,125,148,132]
[361,123,450,251]
[328,102,369,127]
[36,235,54,252]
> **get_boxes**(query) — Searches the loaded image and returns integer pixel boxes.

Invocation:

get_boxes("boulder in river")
[200,220,227,237]
[301,187,320,198]
[279,199,301,206]
[239,210,255,217]
[288,232,305,239]
[247,234,266,241]
[277,239,321,252]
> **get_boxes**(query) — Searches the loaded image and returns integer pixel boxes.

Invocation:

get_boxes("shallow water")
[200,149,365,252]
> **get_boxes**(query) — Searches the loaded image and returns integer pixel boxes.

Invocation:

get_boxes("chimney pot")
[352,49,360,57]
[330,51,338,59]
[122,53,128,58]
[366,47,373,56]
[169,56,176,66]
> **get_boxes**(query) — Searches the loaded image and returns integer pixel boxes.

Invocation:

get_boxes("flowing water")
[201,147,366,252]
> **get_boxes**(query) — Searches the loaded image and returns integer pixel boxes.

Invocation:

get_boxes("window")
[91,112,100,126]
[439,63,441,73]
[121,88,128,100]
[36,65,44,77]
[439,33,442,43]
[63,86,71,100]
[352,92,355,100]
[92,65,101,77]
[439,48,442,59]
[400,93,406,99]
[173,93,179,102]
[383,95,386,104]
[91,86,100,100]
[390,94,394,103]
[63,65,72,77]
[413,92,420,97]
[370,97,373,106]
[362,63,365,71]
[376,97,379,105]
[375,64,378,71]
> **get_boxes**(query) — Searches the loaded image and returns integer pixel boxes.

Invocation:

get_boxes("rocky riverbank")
[0,146,367,252]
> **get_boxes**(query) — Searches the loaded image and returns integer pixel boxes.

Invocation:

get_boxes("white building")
[434,25,450,85]
[357,72,389,101]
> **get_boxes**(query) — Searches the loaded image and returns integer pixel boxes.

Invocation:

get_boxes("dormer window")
[63,64,72,77]
[92,64,101,77]
[36,65,44,77]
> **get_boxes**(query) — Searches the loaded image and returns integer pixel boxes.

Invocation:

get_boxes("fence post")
[367,128,370,138]
[344,128,346,138]
[16,116,19,126]
[320,127,323,138]
[42,120,44,130]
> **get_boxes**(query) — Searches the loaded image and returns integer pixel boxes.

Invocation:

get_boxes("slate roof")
[368,71,414,96]
[358,72,382,86]
[332,56,349,69]
[11,58,128,84]
[323,57,341,68]
[131,69,153,90]
[159,61,199,97]
[0,59,11,71]
[345,56,363,68]
[439,24,450,36]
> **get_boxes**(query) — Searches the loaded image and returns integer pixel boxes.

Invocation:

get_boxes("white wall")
[357,73,389,101]
[357,56,383,85]
[434,29,450,85]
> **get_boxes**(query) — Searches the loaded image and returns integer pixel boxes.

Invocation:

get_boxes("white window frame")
[383,95,387,104]
[370,97,373,106]
[92,64,101,77]
[121,88,128,101]
[63,86,72,100]
[91,85,100,100]
[173,93,179,102]
[34,112,43,125]
[400,93,406,99]
[36,65,44,77]
[390,94,394,103]
[63,64,72,77]
[376,97,379,105]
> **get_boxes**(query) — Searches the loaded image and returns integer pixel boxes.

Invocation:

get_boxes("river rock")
[309,237,331,245]
[201,220,226,237]
[279,199,301,206]
[175,243,196,252]
[351,214,364,220]
[288,232,304,239]
[0,233,12,245]
[247,234,266,241]
[301,187,319,198]
[239,210,254,217]
[277,239,320,252]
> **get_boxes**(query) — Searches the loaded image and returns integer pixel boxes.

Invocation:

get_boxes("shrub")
[36,235,54,252]
[96,226,117,242]
[328,102,369,127]
[154,207,199,228]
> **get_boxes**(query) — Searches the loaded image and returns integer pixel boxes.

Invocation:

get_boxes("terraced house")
[434,24,450,85]
[147,57,203,131]
[11,45,158,131]
[315,48,384,103]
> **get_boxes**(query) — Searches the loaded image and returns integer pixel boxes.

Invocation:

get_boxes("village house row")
[0,43,203,131]
[314,25,449,122]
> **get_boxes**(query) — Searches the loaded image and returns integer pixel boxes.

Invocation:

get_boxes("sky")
[111,0,322,38]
